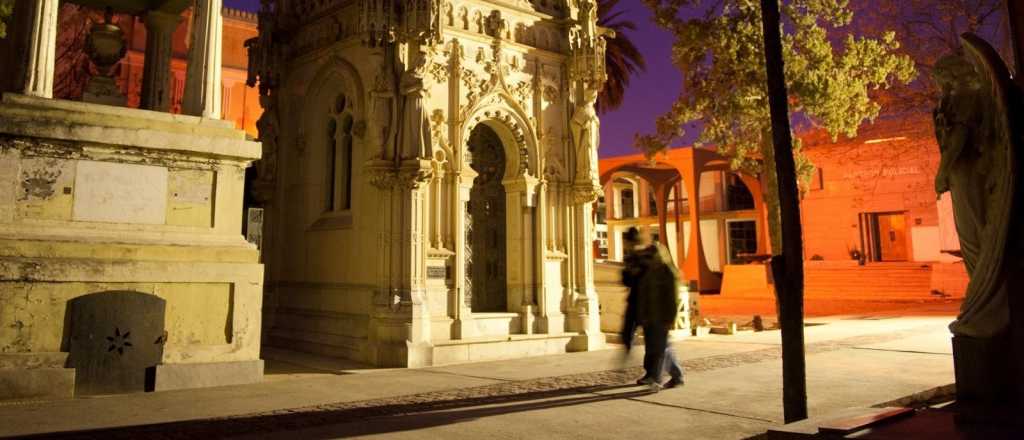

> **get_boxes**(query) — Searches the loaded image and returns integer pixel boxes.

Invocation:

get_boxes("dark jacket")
[635,243,680,328]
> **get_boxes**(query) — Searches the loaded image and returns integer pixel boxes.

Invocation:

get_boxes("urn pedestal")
[82,13,127,106]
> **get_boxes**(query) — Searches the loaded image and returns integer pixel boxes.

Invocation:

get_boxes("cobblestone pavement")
[20,324,943,440]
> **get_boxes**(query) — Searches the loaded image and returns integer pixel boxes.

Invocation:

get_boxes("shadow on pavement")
[13,383,653,440]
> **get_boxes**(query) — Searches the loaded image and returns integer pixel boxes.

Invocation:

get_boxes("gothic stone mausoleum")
[249,0,610,367]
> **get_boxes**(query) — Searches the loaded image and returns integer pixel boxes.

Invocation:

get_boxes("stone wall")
[0,93,262,399]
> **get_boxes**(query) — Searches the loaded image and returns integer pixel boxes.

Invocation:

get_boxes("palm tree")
[597,0,646,114]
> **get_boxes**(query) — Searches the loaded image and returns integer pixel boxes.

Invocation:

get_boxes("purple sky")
[227,0,683,158]
[595,0,688,158]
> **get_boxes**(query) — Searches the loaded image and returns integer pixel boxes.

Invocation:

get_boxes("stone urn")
[83,9,127,106]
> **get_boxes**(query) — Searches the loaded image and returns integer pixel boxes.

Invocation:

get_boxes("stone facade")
[0,0,262,400]
[248,0,609,367]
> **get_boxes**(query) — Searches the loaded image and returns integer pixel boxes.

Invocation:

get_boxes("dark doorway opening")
[467,124,508,312]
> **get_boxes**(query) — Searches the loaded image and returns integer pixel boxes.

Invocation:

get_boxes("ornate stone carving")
[484,10,507,40]
[933,34,1023,338]
[429,109,450,157]
[427,60,448,83]
[511,81,532,109]
[251,92,280,204]
[461,68,483,103]
[568,0,607,90]
[443,1,453,26]
[542,85,559,102]
[473,10,484,33]
[458,6,468,30]
[398,159,434,189]
[361,0,442,46]
[365,159,399,189]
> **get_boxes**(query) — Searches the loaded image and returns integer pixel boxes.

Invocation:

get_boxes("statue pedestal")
[952,334,1015,403]
[82,76,126,107]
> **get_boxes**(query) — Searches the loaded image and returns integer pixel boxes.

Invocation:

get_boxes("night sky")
[226,0,690,158]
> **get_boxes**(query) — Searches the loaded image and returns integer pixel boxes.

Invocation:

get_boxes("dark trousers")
[643,324,684,382]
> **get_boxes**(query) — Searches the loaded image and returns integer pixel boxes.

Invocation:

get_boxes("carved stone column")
[140,11,181,111]
[23,0,59,98]
[397,159,434,366]
[450,168,477,339]
[535,180,564,334]
[505,175,540,334]
[183,0,223,118]
[568,200,604,350]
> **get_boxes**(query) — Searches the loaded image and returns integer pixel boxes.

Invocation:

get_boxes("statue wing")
[957,33,1020,322]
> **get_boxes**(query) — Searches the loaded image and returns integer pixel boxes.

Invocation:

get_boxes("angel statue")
[932,33,1023,339]
[570,87,601,201]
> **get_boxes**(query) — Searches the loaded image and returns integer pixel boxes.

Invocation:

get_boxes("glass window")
[726,174,755,211]
[325,94,354,212]
[621,189,634,218]
[727,220,758,263]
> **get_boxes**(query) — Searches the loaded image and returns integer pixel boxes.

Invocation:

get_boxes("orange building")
[597,116,968,299]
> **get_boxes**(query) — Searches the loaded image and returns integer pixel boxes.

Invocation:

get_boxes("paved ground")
[0,311,957,440]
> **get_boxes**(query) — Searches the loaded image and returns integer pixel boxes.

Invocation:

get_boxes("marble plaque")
[72,161,168,224]
[427,266,447,279]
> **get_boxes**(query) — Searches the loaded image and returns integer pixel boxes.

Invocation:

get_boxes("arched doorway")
[467,124,507,312]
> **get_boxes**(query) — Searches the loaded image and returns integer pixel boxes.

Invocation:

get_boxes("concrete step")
[432,333,579,366]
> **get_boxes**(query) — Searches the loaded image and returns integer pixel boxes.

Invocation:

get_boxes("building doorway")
[467,124,508,312]
[860,212,909,262]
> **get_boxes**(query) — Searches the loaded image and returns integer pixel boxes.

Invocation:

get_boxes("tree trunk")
[760,0,808,423]
[761,134,782,253]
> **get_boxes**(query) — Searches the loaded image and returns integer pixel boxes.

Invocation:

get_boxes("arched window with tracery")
[325,93,354,212]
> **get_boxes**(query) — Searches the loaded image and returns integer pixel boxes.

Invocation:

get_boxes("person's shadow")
[19,383,659,440]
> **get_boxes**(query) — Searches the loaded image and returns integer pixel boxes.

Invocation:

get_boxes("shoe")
[663,377,684,389]
[647,382,662,393]
[636,376,655,385]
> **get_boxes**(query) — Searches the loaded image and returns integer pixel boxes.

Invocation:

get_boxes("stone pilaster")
[397,159,434,366]
[568,201,604,350]
[139,11,181,111]
[505,175,540,333]
[450,168,477,339]
[183,0,223,118]
[23,0,59,98]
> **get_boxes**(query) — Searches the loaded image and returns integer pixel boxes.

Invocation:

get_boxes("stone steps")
[431,333,579,366]
[722,263,937,299]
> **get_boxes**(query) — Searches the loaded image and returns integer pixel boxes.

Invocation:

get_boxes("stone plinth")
[952,334,1016,404]
[0,93,262,400]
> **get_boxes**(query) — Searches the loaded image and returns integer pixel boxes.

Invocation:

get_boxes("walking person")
[634,238,684,392]
[620,227,644,352]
